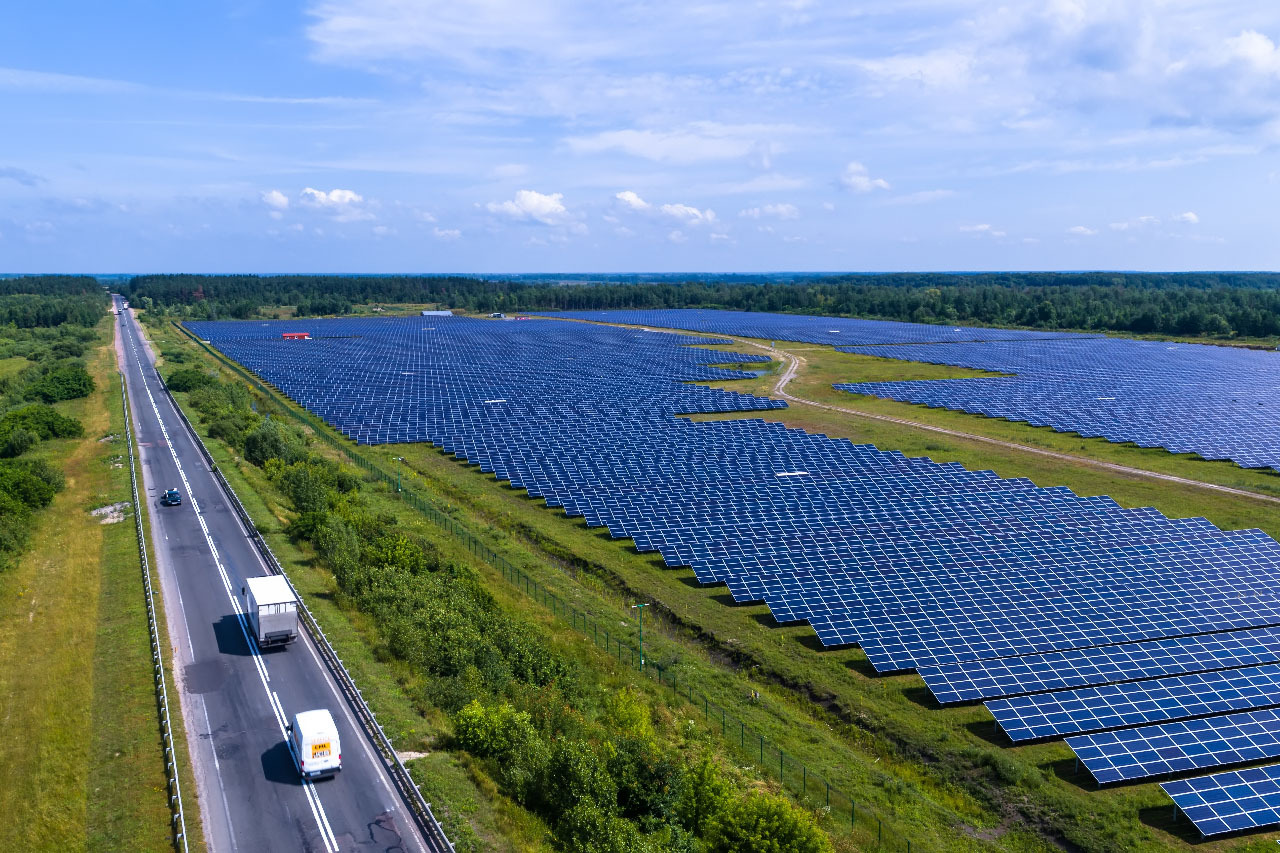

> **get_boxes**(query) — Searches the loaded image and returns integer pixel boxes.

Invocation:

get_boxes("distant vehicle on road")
[241,576,299,648]
[287,709,341,779]
[160,487,182,506]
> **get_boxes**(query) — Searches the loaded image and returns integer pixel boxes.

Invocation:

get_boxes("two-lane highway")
[114,297,433,853]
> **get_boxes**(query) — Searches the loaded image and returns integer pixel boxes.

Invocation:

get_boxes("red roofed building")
[282,331,311,340]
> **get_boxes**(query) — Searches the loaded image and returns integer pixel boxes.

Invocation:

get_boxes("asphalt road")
[113,298,432,853]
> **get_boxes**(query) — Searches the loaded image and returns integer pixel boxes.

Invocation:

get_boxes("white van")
[287,709,342,779]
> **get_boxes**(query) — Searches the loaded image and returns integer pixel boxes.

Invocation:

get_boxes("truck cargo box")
[241,575,298,648]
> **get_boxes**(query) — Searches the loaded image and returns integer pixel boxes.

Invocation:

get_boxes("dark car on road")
[161,488,182,506]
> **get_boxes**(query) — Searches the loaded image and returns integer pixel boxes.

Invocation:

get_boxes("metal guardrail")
[120,371,190,852]
[149,363,455,853]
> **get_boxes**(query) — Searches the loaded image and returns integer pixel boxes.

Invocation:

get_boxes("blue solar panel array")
[1162,765,1280,835]
[838,337,1280,472]
[987,663,1280,742]
[1070,707,1280,784]
[189,312,1280,837]
[919,625,1280,705]
[534,308,1089,347]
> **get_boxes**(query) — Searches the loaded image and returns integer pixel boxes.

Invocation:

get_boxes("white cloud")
[1226,30,1280,76]
[566,123,792,164]
[261,189,290,210]
[372,224,395,236]
[851,49,974,90]
[840,162,890,193]
[300,187,375,221]
[433,227,461,240]
[486,189,570,225]
[959,223,1005,237]
[1067,225,1098,236]
[667,229,687,243]
[303,187,363,206]
[1173,210,1200,224]
[739,203,799,220]
[660,203,716,224]
[615,190,650,211]
[1109,222,1129,231]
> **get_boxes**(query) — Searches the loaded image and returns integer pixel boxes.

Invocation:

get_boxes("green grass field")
[0,322,200,852]
[148,311,1280,852]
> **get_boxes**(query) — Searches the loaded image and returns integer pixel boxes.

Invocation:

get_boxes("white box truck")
[287,709,342,779]
[241,576,299,648]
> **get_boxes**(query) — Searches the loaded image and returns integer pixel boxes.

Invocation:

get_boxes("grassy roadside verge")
[0,318,196,851]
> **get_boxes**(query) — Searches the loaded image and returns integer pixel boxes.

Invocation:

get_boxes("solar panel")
[920,625,1280,705]
[1162,763,1280,836]
[988,663,1280,742]
[1068,707,1280,784]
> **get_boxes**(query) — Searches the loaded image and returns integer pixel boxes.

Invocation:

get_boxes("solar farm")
[189,310,1280,840]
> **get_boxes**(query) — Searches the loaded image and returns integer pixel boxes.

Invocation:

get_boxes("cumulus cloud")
[1226,30,1280,76]
[840,162,890,193]
[486,189,570,225]
[615,190,650,210]
[667,229,687,243]
[300,187,374,221]
[261,189,290,213]
[433,227,461,240]
[1173,211,1200,224]
[1067,225,1098,236]
[660,202,716,224]
[739,203,799,220]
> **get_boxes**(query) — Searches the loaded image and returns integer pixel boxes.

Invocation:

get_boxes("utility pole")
[631,603,648,669]
[394,456,406,492]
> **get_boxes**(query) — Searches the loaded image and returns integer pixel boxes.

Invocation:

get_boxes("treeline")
[126,273,1280,338]
[170,364,831,853]
[0,276,110,328]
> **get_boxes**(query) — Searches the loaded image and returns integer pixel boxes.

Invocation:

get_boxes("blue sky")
[3,1,1280,273]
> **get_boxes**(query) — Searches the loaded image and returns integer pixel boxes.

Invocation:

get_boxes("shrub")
[243,418,296,467]
[0,403,84,442]
[26,363,94,402]
[166,367,214,392]
[0,427,36,458]
[705,790,832,853]
[674,756,732,836]
[0,463,57,509]
[555,800,646,853]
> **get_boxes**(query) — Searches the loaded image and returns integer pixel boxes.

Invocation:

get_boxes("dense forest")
[0,275,109,328]
[121,272,1280,339]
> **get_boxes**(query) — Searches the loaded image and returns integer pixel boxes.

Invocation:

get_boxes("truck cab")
[287,709,341,779]
[241,575,299,647]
